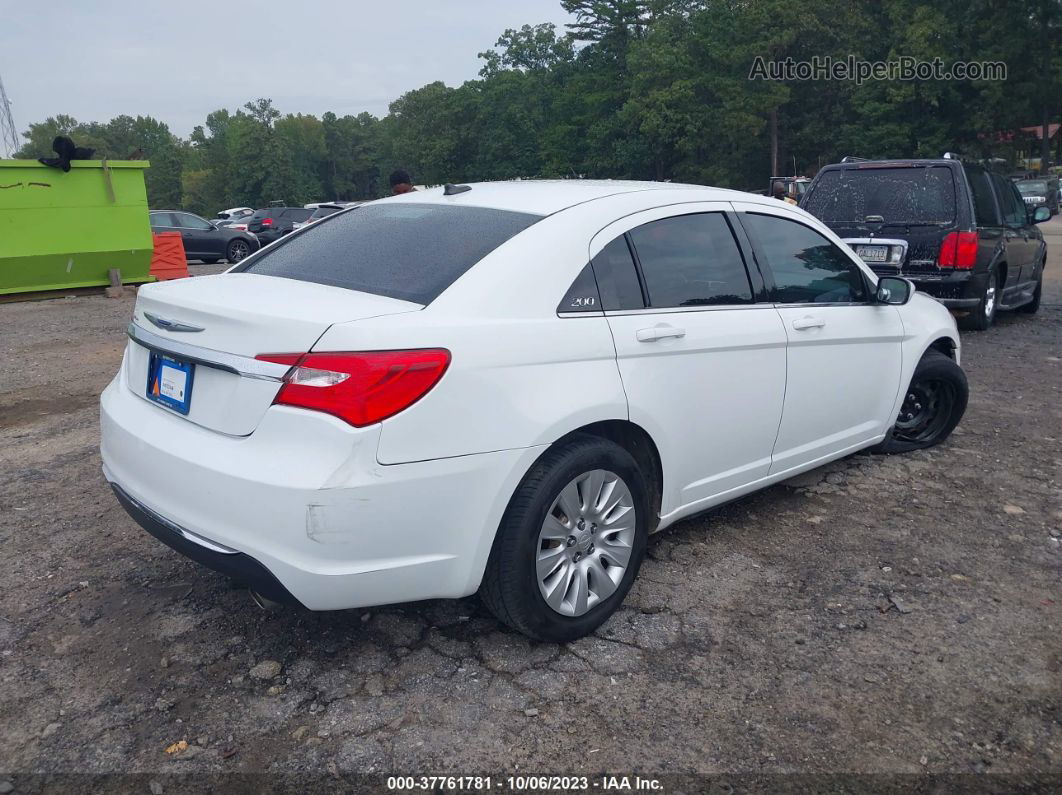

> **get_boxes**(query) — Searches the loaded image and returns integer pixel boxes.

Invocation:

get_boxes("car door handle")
[636,325,686,342]
[792,316,826,330]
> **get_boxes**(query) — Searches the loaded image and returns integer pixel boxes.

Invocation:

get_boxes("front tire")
[480,436,649,642]
[873,350,968,454]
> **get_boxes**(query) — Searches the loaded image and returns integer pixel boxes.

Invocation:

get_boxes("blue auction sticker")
[146,352,195,415]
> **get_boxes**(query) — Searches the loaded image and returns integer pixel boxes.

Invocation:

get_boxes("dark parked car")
[1016,178,1059,215]
[150,211,260,264]
[245,207,313,245]
[801,157,1050,330]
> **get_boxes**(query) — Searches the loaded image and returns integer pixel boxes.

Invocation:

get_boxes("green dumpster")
[0,159,154,295]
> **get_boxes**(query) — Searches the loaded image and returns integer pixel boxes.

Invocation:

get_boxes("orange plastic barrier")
[149,232,189,281]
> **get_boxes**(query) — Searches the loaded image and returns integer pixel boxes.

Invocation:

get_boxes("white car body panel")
[100,181,961,611]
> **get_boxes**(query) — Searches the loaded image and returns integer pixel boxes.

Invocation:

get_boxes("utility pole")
[770,108,778,176]
[0,72,18,158]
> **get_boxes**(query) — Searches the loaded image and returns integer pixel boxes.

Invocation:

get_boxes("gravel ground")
[1,223,1060,790]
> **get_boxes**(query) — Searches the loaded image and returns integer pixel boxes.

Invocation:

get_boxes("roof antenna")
[443,183,471,195]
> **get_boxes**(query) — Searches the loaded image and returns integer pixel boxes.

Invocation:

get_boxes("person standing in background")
[390,169,416,195]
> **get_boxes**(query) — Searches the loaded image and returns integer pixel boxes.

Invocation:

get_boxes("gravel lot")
[1,221,1060,788]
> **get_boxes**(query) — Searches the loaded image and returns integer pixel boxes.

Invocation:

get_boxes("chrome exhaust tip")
[249,589,281,610]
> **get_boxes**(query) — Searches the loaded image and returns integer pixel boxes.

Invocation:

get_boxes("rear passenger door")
[591,204,788,515]
[734,204,904,473]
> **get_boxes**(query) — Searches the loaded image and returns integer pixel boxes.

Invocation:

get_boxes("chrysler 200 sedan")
[100,181,968,641]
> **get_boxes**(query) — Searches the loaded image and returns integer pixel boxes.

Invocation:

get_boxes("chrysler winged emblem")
[143,312,205,333]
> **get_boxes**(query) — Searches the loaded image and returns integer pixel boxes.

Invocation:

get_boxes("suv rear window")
[804,166,957,225]
[237,203,542,304]
[309,205,343,220]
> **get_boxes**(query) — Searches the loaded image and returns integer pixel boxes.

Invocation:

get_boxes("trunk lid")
[125,273,422,435]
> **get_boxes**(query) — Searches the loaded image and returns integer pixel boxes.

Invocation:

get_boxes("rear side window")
[150,212,175,227]
[991,174,1026,227]
[310,206,343,220]
[628,213,753,307]
[965,168,1000,226]
[557,264,601,314]
[285,208,313,222]
[238,203,541,304]
[742,213,868,304]
[804,166,956,225]
[591,236,644,310]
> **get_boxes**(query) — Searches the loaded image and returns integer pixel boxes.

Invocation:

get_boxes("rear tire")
[872,350,968,454]
[200,258,219,265]
[959,268,999,331]
[226,238,251,263]
[480,435,649,642]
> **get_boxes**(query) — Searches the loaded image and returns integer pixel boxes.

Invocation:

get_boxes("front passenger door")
[734,205,904,474]
[173,213,217,259]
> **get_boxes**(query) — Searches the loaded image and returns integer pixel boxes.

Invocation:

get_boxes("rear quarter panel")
[312,198,666,464]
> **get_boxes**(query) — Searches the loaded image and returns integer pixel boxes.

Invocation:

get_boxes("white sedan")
[100,181,967,641]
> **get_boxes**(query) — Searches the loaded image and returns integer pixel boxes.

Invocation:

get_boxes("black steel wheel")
[873,350,968,454]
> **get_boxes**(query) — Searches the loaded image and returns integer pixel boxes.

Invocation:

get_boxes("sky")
[0,0,574,139]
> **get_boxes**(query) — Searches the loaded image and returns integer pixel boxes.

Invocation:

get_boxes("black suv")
[801,157,1050,330]
[246,207,313,246]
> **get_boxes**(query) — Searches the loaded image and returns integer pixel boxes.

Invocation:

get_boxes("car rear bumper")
[898,270,988,308]
[111,481,304,606]
[100,369,544,610]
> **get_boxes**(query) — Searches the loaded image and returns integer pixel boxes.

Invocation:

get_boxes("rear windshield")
[237,203,542,304]
[1017,181,1047,193]
[804,166,957,225]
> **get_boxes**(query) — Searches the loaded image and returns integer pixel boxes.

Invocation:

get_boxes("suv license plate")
[855,244,889,263]
[146,352,195,415]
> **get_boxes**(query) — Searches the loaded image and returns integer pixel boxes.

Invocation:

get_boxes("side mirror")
[1031,206,1051,224]
[875,276,914,305]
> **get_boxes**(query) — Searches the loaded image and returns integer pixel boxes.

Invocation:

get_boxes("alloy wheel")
[229,240,250,262]
[536,469,636,617]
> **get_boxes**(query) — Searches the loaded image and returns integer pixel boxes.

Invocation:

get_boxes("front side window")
[627,213,753,308]
[742,213,868,304]
[237,203,541,304]
[991,174,1026,227]
[175,213,212,230]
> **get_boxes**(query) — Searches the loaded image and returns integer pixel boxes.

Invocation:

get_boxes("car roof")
[821,158,965,170]
[380,179,755,216]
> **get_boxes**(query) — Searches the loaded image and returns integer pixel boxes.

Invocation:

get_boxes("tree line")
[15,0,1061,217]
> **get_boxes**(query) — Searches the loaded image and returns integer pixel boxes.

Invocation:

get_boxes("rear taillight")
[260,218,273,226]
[938,231,978,269]
[255,349,450,427]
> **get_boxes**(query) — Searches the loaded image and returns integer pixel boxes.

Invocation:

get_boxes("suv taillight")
[938,231,978,269]
[260,217,273,226]
[255,349,450,426]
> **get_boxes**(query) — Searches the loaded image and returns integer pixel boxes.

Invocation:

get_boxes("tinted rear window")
[237,203,542,304]
[1017,181,1047,193]
[804,166,956,225]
